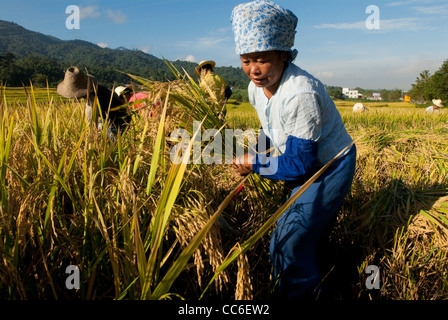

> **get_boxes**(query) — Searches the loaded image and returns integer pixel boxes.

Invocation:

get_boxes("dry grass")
[1,77,447,300]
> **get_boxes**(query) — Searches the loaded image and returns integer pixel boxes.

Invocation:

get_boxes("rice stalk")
[200,140,356,298]
[235,250,253,300]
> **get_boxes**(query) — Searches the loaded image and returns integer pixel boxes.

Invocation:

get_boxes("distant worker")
[57,66,131,136]
[115,85,133,104]
[426,99,443,113]
[353,102,367,112]
[115,85,153,114]
[194,60,232,120]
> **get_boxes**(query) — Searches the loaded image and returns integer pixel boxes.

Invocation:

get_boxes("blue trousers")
[270,145,357,300]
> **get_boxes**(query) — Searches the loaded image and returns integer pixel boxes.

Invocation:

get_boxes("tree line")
[326,86,405,101]
[4,50,444,105]
[0,51,249,91]
[408,59,448,104]
[0,52,63,87]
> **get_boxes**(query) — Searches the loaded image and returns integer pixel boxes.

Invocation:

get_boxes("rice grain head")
[235,252,253,300]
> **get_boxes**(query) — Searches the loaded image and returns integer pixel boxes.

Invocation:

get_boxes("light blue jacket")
[249,63,353,180]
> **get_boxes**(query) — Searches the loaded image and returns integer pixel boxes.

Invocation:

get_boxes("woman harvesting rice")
[230,0,357,300]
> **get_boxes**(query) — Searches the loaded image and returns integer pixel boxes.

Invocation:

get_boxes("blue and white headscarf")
[231,0,298,61]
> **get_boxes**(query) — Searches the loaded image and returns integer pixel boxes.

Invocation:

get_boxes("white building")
[342,88,362,99]
[366,93,383,101]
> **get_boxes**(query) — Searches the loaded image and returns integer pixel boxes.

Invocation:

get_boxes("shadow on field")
[316,178,447,300]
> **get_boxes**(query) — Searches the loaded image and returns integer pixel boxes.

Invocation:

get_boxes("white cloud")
[138,46,150,54]
[314,18,425,32]
[177,54,196,62]
[214,27,231,34]
[77,6,128,24]
[316,71,334,81]
[107,9,127,24]
[412,5,448,15]
[314,21,364,30]
[97,42,109,48]
[79,6,100,19]
[184,55,196,62]
[386,2,406,7]
[177,36,229,49]
[381,18,426,31]
[386,0,442,7]
[394,55,443,77]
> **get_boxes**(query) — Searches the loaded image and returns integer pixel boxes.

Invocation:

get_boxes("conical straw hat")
[57,66,97,98]
[432,99,444,108]
[194,60,216,76]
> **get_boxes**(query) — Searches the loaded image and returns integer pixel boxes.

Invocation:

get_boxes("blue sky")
[1,0,447,90]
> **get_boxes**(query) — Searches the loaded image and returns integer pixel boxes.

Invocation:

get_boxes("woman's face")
[240,51,287,98]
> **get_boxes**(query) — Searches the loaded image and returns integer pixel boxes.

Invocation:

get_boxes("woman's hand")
[232,153,254,176]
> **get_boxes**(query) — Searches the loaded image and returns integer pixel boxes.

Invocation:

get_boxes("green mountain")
[0,20,249,89]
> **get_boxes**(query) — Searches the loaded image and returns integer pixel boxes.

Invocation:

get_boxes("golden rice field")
[0,78,447,301]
